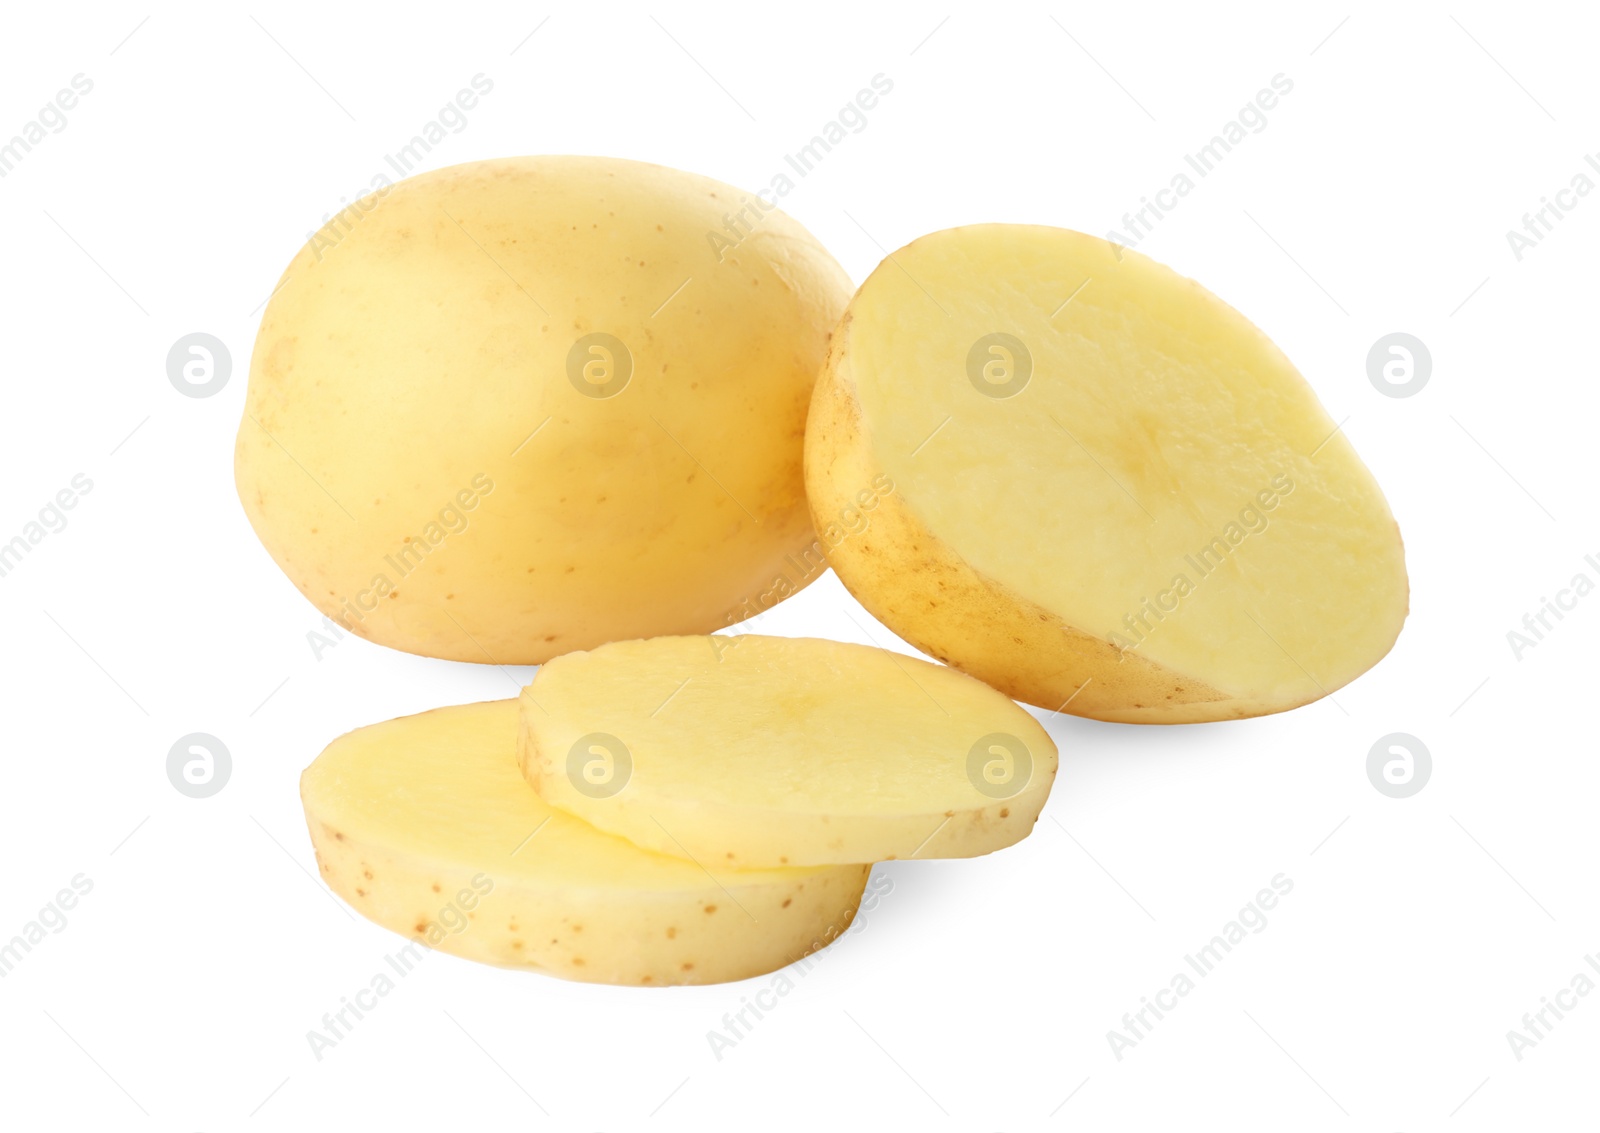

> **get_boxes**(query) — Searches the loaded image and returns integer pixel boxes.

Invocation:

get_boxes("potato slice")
[805,225,1408,723]
[301,700,869,986]
[518,635,1058,868]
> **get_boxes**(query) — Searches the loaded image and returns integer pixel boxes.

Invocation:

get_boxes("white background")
[0,2,1593,1129]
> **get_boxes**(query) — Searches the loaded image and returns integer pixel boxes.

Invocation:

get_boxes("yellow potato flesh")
[301,700,869,986]
[518,635,1058,868]
[237,156,851,663]
[806,225,1407,722]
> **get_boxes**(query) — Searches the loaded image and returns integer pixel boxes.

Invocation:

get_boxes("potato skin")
[805,313,1294,725]
[237,156,851,663]
[307,815,869,987]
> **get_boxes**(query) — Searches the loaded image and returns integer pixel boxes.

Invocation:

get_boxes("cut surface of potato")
[301,699,869,986]
[805,225,1408,723]
[518,635,1057,868]
[237,156,851,664]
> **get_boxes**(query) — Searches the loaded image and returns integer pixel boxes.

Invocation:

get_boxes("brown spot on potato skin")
[704,905,717,915]
[782,898,792,908]
[1000,808,1010,818]
[666,927,677,939]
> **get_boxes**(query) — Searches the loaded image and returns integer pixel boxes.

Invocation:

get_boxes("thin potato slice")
[301,700,869,986]
[805,224,1408,723]
[518,635,1058,868]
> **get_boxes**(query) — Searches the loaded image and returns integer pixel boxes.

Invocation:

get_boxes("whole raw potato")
[236,156,851,663]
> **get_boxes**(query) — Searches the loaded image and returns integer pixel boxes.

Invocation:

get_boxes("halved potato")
[518,635,1057,868]
[805,225,1408,723]
[301,700,869,986]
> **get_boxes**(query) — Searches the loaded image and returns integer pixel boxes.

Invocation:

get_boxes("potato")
[805,225,1407,723]
[301,700,871,986]
[518,635,1057,867]
[237,156,851,664]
